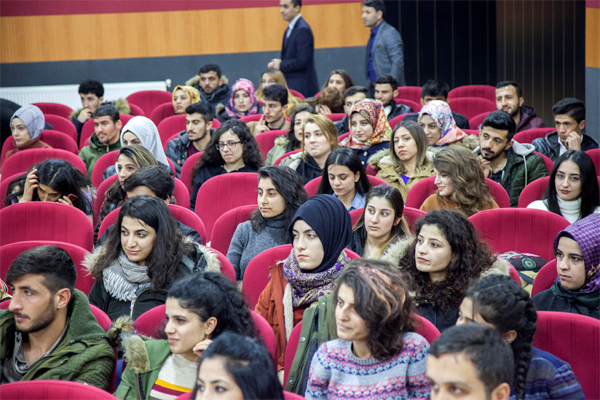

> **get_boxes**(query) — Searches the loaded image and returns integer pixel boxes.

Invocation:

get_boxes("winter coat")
[352,141,390,165]
[0,290,115,389]
[348,228,414,260]
[387,102,413,121]
[474,141,549,207]
[70,99,130,135]
[515,105,546,133]
[165,128,215,177]
[78,133,122,179]
[532,131,599,162]
[334,116,350,135]
[427,134,479,152]
[186,75,231,109]
[369,149,434,200]
[533,288,599,319]
[265,135,292,166]
[190,164,259,212]
[285,152,323,184]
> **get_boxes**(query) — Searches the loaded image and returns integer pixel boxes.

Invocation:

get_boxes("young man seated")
[165,101,215,178]
[495,81,546,133]
[78,104,122,179]
[475,110,548,207]
[335,86,369,135]
[1,246,115,389]
[187,63,231,108]
[374,75,412,121]
[248,84,291,135]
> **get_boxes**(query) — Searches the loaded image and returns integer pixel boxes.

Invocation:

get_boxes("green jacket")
[0,290,115,389]
[78,133,122,179]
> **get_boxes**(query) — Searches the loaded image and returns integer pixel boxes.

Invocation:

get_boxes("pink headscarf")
[418,100,466,146]
[225,78,260,119]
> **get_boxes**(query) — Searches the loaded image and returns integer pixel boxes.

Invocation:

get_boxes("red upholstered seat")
[304,175,389,198]
[255,130,287,161]
[586,148,600,175]
[274,150,301,166]
[531,260,557,297]
[173,177,190,208]
[338,132,350,142]
[394,86,423,104]
[80,114,134,149]
[210,205,256,255]
[325,113,346,122]
[44,114,78,143]
[289,89,305,100]
[33,102,74,119]
[349,208,363,226]
[0,147,87,178]
[513,127,556,144]
[448,97,496,120]
[0,380,119,400]
[518,176,600,208]
[158,114,186,150]
[240,114,263,124]
[150,101,175,126]
[394,98,422,112]
[93,175,117,227]
[366,163,380,176]
[179,151,204,193]
[468,111,492,129]
[126,90,173,117]
[448,85,496,103]
[534,151,554,174]
[90,150,119,189]
[388,113,409,129]
[468,208,569,261]
[0,131,79,167]
[208,247,237,284]
[128,103,146,117]
[531,311,600,400]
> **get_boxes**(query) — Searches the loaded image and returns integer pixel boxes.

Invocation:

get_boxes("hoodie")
[515,105,546,133]
[78,132,122,179]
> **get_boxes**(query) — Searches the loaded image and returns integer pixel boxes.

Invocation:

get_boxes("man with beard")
[475,110,548,207]
[374,75,412,121]
[190,64,231,108]
[165,101,215,178]
[495,81,546,133]
[0,246,115,389]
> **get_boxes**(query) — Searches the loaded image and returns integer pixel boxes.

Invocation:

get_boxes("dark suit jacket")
[280,16,319,97]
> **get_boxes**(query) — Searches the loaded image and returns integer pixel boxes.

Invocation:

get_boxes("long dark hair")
[543,150,599,220]
[90,195,196,290]
[4,159,92,214]
[398,210,496,312]
[321,69,355,92]
[105,145,159,203]
[390,121,429,171]
[317,148,371,195]
[250,166,307,236]
[464,275,537,400]
[287,103,316,152]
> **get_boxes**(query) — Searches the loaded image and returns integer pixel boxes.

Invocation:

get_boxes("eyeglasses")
[216,141,242,151]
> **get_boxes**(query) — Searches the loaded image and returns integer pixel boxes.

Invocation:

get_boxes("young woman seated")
[115,272,256,400]
[340,99,392,165]
[3,105,50,163]
[190,119,263,211]
[533,213,600,319]
[420,146,499,217]
[314,87,344,115]
[458,275,585,399]
[370,120,434,199]
[418,100,478,151]
[192,332,285,400]
[398,209,509,331]
[255,194,353,371]
[266,103,316,166]
[227,166,308,281]
[255,68,300,114]
[172,85,200,115]
[527,150,600,223]
[87,195,222,321]
[348,185,412,260]
[216,78,261,123]
[321,69,355,95]
[317,148,371,211]
[305,259,431,400]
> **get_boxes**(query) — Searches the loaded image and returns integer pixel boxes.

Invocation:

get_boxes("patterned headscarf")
[418,100,466,146]
[225,78,260,119]
[11,105,45,141]
[172,85,201,105]
[340,99,391,150]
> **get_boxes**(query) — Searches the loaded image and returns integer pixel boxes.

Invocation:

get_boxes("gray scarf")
[102,251,151,301]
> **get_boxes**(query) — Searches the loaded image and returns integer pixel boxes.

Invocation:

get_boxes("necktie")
[284,25,292,49]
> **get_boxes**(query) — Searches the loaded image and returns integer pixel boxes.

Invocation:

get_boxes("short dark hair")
[124,165,175,200]
[375,75,398,91]
[262,84,288,107]
[342,86,369,102]
[363,0,385,17]
[92,104,120,124]
[291,0,302,7]
[186,100,214,123]
[199,63,222,78]
[429,324,514,397]
[422,79,450,99]
[78,79,104,98]
[552,98,585,123]
[480,110,517,141]
[6,246,77,295]
[496,81,523,98]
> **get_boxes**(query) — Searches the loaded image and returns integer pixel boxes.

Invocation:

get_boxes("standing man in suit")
[268,0,319,98]
[363,0,406,95]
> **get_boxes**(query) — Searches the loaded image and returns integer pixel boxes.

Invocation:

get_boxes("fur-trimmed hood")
[68,98,131,121]
[185,74,229,87]
[107,316,156,374]
[379,234,415,265]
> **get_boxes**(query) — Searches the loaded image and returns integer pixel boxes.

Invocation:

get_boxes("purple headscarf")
[225,78,260,119]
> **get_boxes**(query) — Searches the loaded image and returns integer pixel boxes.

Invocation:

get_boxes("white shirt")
[287,13,302,38]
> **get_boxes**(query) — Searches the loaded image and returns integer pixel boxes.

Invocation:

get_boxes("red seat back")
[365,163,379,176]
[210,205,257,255]
[250,309,279,368]
[531,260,557,297]
[413,313,441,344]
[388,113,409,129]
[128,103,146,117]
[179,151,204,193]
[394,98,422,112]
[288,88,305,100]
[44,114,78,143]
[586,148,600,175]
[255,130,287,161]
[1,131,79,166]
[240,114,263,124]
[150,102,175,126]
[468,111,492,129]
[126,90,173,117]
[325,113,346,122]
[463,128,480,137]
[534,151,554,174]
[448,85,496,103]
[513,128,556,144]
[209,247,237,284]
[284,321,303,387]
[517,176,550,208]
[338,132,350,143]
[0,380,119,400]
[91,150,120,189]
[80,114,134,149]
[32,102,74,119]
[403,207,426,233]
[93,175,118,226]
[274,150,302,166]
[349,208,363,226]
[468,208,569,261]
[448,97,497,120]
[1,148,87,182]
[98,207,119,242]
[304,175,389,198]
[173,177,190,209]
[158,114,186,150]
[394,86,423,104]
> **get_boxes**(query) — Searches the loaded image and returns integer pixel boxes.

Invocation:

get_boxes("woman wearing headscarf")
[4,105,50,164]
[533,214,600,319]
[418,100,478,151]
[172,85,200,115]
[216,78,262,123]
[340,99,392,165]
[255,195,353,371]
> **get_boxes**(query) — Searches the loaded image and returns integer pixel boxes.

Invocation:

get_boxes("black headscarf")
[288,194,352,274]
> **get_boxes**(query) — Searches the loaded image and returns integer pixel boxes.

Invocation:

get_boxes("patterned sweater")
[305,334,430,400]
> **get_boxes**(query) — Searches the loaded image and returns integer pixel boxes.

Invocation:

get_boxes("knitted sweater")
[527,197,600,224]
[305,335,430,400]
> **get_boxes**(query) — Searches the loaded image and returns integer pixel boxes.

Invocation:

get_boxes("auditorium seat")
[388,113,409,129]
[157,114,186,150]
[448,85,496,103]
[43,114,78,143]
[255,130,287,161]
[274,150,301,166]
[448,97,496,120]
[394,98,422,112]
[1,148,87,181]
[531,260,557,297]
[288,88,305,100]
[128,103,146,117]
[150,102,175,126]
[1,130,79,167]
[325,113,345,122]
[586,148,600,175]
[126,90,173,117]
[394,86,423,104]
[0,380,119,400]
[534,151,554,174]
[468,111,491,129]
[32,102,74,120]
[512,127,556,144]
[210,205,256,255]
[90,150,119,189]
[179,151,204,193]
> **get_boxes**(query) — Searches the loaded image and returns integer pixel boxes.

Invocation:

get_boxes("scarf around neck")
[225,78,260,119]
[102,251,151,301]
[341,99,391,150]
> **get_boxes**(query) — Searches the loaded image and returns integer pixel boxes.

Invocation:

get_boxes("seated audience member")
[284,115,340,184]
[255,194,353,370]
[265,103,316,166]
[165,101,215,178]
[419,100,478,150]
[421,146,499,217]
[187,63,231,108]
[398,210,508,331]
[459,275,585,399]
[78,104,122,179]
[97,165,201,245]
[87,195,219,321]
[527,150,600,223]
[374,75,412,120]
[370,120,434,199]
[190,120,263,211]
[495,81,546,133]
[427,324,514,400]
[403,79,470,129]
[228,166,307,281]
[340,99,392,164]
[1,99,53,145]
[321,69,355,94]
[314,87,344,115]
[475,111,548,207]
[1,246,115,388]
[335,86,369,135]
[115,272,255,400]
[255,68,301,113]
[172,85,200,115]
[533,214,600,319]
[305,260,431,400]
[248,84,291,135]
[216,78,261,123]
[192,332,285,400]
[349,185,411,259]
[317,148,371,211]
[3,105,50,164]
[533,98,598,161]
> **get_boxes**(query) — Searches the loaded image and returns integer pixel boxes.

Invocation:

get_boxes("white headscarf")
[120,116,169,166]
